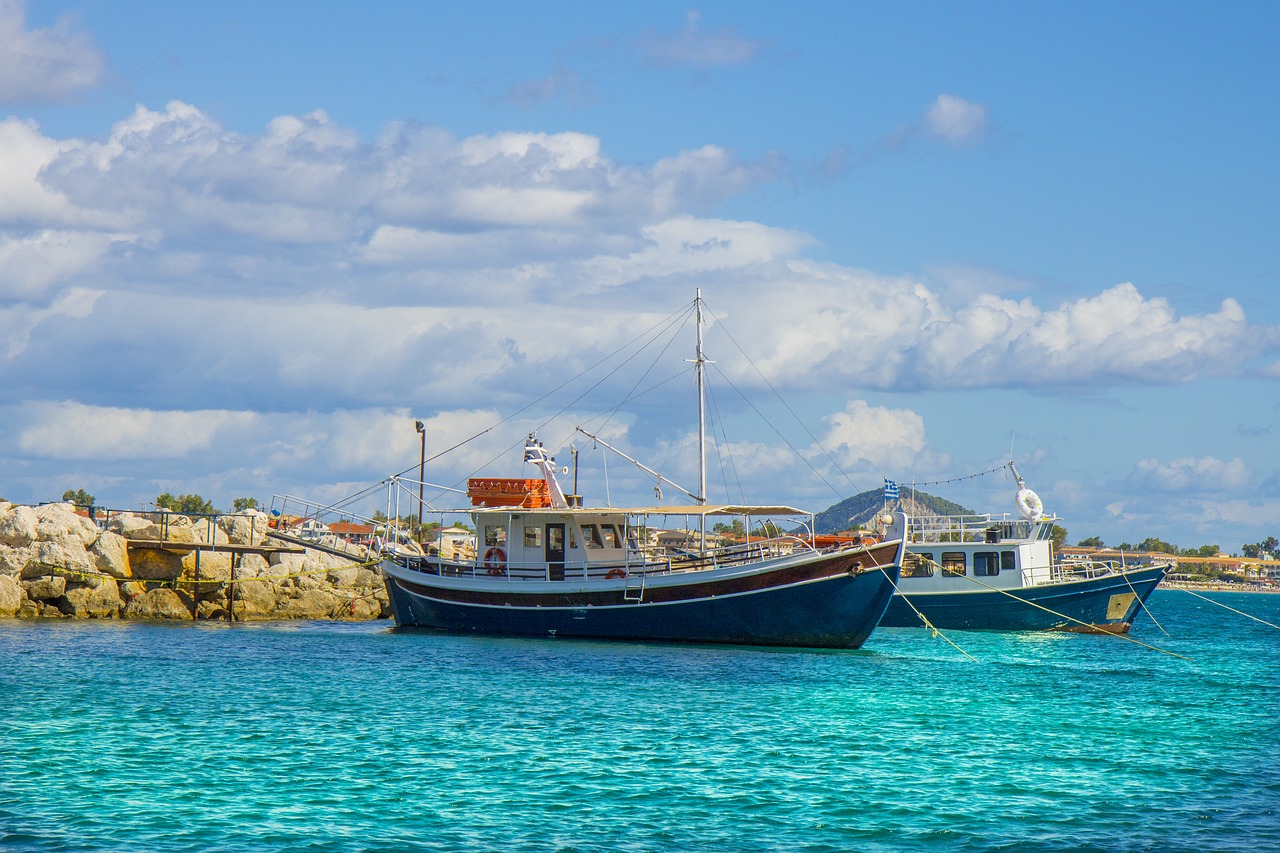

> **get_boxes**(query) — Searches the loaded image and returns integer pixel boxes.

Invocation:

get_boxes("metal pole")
[416,420,426,535]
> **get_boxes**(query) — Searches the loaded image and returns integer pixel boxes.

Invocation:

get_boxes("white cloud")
[1130,456,1252,493]
[639,11,766,68]
[18,401,258,460]
[0,286,102,358]
[925,94,988,143]
[818,400,932,472]
[0,0,105,103]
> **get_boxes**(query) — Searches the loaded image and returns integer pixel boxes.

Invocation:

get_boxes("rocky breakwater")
[0,502,389,621]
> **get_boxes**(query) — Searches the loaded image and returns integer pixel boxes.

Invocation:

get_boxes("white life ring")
[1015,487,1043,521]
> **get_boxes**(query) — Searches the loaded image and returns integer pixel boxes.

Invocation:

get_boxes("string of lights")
[906,464,1010,488]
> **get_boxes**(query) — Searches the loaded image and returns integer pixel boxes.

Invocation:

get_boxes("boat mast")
[695,289,707,508]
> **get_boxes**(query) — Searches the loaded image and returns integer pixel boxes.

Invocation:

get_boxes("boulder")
[230,579,279,620]
[24,576,66,600]
[35,503,98,548]
[0,574,21,617]
[0,505,39,548]
[180,550,232,585]
[124,588,192,620]
[282,588,338,619]
[0,544,34,578]
[109,514,161,540]
[119,581,148,602]
[237,553,271,579]
[17,600,40,619]
[158,515,199,544]
[219,511,270,547]
[24,540,95,580]
[129,549,185,580]
[91,532,131,579]
[60,579,121,618]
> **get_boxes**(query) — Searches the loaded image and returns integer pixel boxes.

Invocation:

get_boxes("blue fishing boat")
[877,465,1169,632]
[379,293,904,648]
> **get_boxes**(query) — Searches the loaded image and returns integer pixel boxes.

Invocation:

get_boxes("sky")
[1,0,1278,551]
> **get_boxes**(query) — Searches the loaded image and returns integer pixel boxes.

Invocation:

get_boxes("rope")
[857,544,977,662]
[906,465,1009,488]
[907,555,1190,660]
[1171,587,1280,632]
[1120,560,1170,637]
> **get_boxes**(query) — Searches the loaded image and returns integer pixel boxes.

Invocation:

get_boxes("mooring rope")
[1170,587,1280,632]
[907,555,1189,660]
[859,543,978,662]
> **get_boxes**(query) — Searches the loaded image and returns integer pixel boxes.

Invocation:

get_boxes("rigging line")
[860,547,977,662]
[591,300,697,441]
[433,304,696,498]
[706,379,745,504]
[912,554,1189,660]
[701,303,861,495]
[1119,558,1170,637]
[1171,587,1280,632]
[703,379,732,504]
[708,362,846,503]
[906,465,1010,488]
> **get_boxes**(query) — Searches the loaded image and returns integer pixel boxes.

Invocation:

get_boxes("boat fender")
[605,568,627,579]
[484,547,507,575]
[1015,487,1044,521]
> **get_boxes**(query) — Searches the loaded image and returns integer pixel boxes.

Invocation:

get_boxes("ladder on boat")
[623,571,647,602]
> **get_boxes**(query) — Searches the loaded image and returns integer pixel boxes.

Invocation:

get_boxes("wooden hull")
[879,564,1168,632]
[380,542,902,649]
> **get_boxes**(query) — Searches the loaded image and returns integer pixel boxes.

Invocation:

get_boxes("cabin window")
[974,551,1000,576]
[903,552,935,578]
[941,552,966,576]
[582,524,604,549]
[1001,551,1017,572]
[524,527,542,547]
[600,524,620,548]
[484,525,506,547]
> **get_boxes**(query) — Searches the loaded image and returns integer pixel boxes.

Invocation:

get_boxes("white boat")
[877,464,1169,632]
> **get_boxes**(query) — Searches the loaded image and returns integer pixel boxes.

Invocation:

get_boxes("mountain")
[814,487,975,535]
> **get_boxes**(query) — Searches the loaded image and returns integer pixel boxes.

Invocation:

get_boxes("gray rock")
[0,574,21,617]
[124,588,192,620]
[0,505,38,548]
[60,579,121,618]
[90,532,131,579]
[24,576,66,600]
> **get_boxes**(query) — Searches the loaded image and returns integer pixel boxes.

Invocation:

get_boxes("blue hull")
[879,565,1167,632]
[383,562,900,649]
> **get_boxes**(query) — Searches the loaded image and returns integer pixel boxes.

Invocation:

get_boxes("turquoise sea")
[2,589,1277,852]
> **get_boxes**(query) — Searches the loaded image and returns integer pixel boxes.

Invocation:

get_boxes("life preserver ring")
[484,547,507,575]
[605,568,627,580]
[1015,487,1043,521]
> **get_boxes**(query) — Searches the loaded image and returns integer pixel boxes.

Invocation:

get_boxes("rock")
[219,511,270,546]
[282,588,338,619]
[196,600,226,620]
[158,515,199,545]
[237,553,270,579]
[90,532,131,579]
[230,579,278,620]
[269,552,306,575]
[24,576,66,600]
[35,503,98,548]
[327,566,362,589]
[129,549,184,580]
[119,581,148,602]
[109,514,161,540]
[0,574,21,617]
[0,505,39,548]
[23,540,94,580]
[17,600,40,619]
[60,579,121,618]
[0,544,34,577]
[124,588,192,620]
[179,550,232,585]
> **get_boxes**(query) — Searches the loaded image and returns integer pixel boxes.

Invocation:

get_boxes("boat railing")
[1050,558,1123,582]
[907,514,1038,544]
[397,533,816,580]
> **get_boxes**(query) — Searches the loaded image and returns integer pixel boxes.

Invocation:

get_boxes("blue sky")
[2,0,1278,551]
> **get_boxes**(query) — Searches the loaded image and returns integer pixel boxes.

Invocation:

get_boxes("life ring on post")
[1015,487,1044,522]
[484,547,507,575]
[605,568,627,580]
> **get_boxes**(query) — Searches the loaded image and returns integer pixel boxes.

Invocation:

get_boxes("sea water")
[1,589,1277,853]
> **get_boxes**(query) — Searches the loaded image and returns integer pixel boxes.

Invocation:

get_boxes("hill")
[814,487,974,535]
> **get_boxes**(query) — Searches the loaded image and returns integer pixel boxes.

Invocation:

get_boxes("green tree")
[232,497,260,512]
[1243,543,1261,558]
[1049,525,1068,550]
[1077,535,1104,548]
[1262,536,1280,559]
[712,519,746,537]
[1137,537,1178,555]
[61,488,95,507]
[155,492,216,514]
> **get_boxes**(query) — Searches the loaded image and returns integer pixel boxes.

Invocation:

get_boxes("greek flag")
[884,478,899,501]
